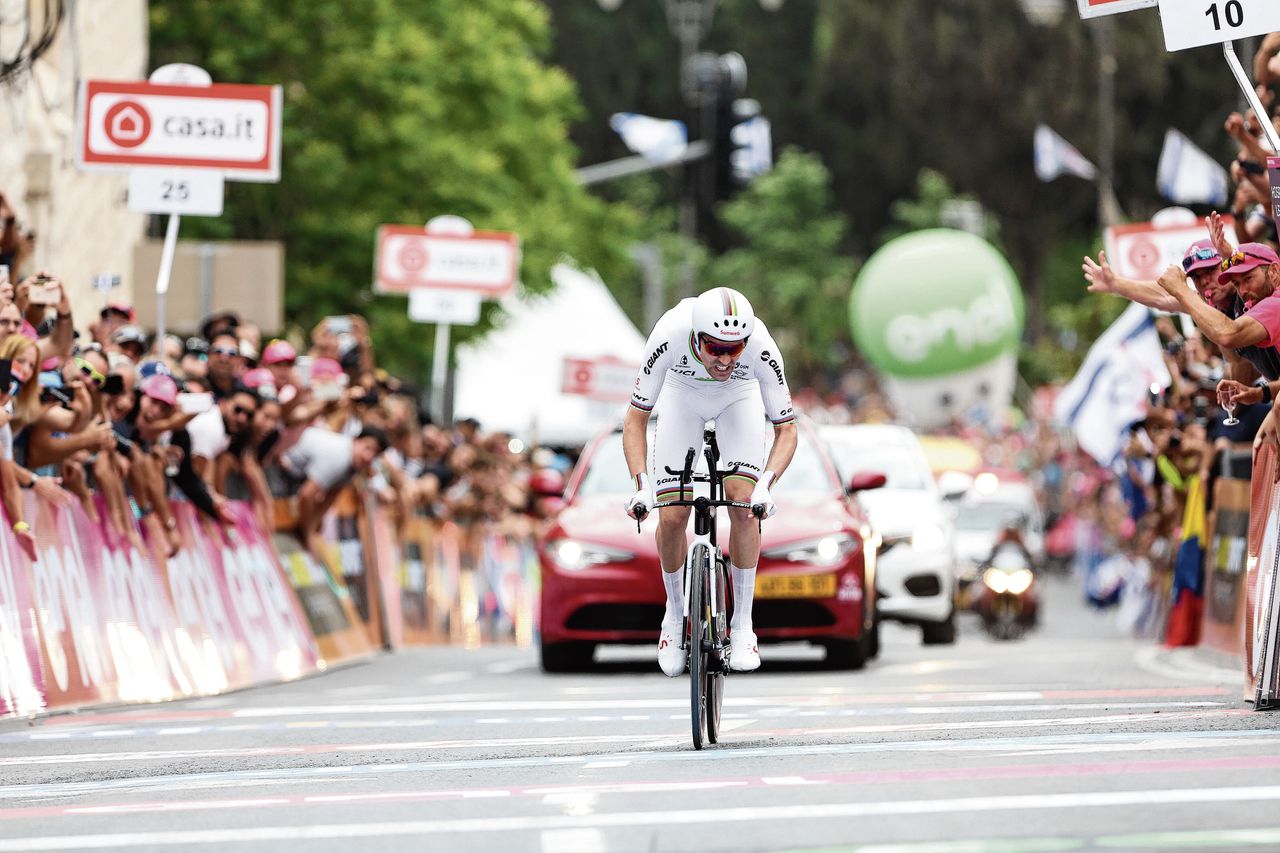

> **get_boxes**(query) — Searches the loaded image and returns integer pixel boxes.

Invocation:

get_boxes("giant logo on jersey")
[643,342,669,375]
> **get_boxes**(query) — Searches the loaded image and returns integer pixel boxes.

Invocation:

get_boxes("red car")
[537,420,885,672]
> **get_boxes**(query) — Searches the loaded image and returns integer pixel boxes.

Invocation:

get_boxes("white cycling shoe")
[729,629,760,672]
[657,620,687,677]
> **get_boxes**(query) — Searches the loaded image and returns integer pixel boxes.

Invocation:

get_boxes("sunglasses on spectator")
[76,359,105,389]
[1220,250,1275,271]
[1182,248,1218,272]
[231,405,254,417]
[698,333,748,358]
[211,347,240,357]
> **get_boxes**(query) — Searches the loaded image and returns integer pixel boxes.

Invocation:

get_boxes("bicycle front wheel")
[688,544,709,750]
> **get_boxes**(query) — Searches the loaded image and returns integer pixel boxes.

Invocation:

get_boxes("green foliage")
[707,148,855,382]
[150,0,637,382]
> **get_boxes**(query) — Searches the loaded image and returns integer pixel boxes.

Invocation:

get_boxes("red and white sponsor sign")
[375,225,519,296]
[562,356,639,403]
[1103,216,1238,281]
[1077,0,1155,18]
[77,80,282,181]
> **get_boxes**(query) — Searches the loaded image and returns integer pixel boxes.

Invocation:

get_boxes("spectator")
[206,330,243,400]
[278,425,388,550]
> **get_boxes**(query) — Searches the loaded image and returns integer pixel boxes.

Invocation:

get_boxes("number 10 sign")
[1158,0,1280,52]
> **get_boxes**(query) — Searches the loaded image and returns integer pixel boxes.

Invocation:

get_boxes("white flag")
[1053,303,1171,465]
[1157,129,1229,207]
[609,113,687,165]
[1034,124,1098,182]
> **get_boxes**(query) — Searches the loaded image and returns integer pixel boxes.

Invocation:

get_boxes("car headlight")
[1005,568,1033,595]
[763,534,858,567]
[982,567,1009,594]
[546,539,635,571]
[911,523,947,552]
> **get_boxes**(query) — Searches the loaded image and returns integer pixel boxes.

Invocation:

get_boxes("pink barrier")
[0,495,321,719]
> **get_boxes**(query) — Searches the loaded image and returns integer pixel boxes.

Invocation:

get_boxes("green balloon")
[849,229,1024,378]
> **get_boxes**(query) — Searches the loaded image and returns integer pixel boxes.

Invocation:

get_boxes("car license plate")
[755,574,836,599]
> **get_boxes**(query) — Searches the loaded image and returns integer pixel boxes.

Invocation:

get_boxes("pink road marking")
[1,754,1279,822]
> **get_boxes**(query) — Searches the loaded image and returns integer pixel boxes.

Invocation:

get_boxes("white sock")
[731,564,756,633]
[662,569,684,624]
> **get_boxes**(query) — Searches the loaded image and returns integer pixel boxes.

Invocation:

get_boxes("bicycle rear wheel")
[706,554,729,744]
[688,545,709,750]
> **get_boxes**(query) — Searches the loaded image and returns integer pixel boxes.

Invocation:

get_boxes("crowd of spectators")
[0,203,561,564]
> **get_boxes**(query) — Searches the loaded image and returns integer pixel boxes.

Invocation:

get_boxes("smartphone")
[27,279,59,305]
[0,359,11,390]
[294,355,313,389]
[177,392,214,415]
[311,379,344,401]
[325,315,353,334]
[0,265,9,287]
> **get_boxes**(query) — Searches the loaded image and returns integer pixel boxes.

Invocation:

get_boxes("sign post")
[1156,0,1280,152]
[375,216,520,426]
[75,63,282,352]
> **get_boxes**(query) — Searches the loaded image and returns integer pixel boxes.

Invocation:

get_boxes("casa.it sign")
[1077,0,1156,18]
[375,225,520,296]
[76,80,282,182]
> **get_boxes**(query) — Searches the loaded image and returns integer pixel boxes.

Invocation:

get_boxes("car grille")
[753,600,837,629]
[566,604,666,631]
[904,574,942,597]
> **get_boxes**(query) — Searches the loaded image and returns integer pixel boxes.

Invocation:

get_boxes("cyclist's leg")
[715,389,767,671]
[653,382,707,676]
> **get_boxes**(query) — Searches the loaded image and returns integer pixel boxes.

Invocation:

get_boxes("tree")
[706,148,855,384]
[150,0,637,381]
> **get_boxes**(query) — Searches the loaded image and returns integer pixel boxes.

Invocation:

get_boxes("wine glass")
[1223,401,1240,427]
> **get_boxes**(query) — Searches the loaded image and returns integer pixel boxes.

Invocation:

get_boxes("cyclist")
[623,287,797,675]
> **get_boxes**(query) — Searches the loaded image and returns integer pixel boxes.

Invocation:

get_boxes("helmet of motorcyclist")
[692,287,755,344]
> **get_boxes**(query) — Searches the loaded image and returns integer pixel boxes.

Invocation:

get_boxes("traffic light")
[713,95,772,200]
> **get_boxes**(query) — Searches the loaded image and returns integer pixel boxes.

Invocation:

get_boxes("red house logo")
[103,101,151,149]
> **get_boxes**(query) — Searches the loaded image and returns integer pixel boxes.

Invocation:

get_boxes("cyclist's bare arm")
[623,405,650,484]
[762,422,797,485]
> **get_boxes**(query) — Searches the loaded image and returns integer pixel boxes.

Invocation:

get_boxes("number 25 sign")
[1158,0,1280,52]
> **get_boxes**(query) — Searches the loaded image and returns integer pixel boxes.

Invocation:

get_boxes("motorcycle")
[975,547,1039,640]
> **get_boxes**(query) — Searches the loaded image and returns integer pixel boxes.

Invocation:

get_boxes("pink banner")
[0,509,44,718]
[1,494,320,719]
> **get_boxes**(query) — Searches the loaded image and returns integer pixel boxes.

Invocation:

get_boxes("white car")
[819,424,957,645]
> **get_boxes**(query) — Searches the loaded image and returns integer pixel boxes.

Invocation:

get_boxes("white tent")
[453,263,647,447]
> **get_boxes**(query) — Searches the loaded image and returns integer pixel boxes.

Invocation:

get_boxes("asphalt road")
[0,574,1274,853]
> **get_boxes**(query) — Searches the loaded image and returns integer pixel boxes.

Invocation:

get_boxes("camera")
[40,385,73,407]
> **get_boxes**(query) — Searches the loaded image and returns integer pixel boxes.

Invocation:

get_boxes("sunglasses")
[698,333,748,358]
[211,347,239,357]
[231,405,254,417]
[1181,247,1218,272]
[1220,250,1275,271]
[76,360,105,389]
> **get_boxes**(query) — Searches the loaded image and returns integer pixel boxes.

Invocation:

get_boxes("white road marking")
[6,786,1280,849]
[540,828,605,853]
[4,728,1278,801]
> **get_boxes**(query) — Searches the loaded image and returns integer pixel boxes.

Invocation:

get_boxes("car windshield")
[955,500,1037,532]
[575,430,835,497]
[824,440,930,491]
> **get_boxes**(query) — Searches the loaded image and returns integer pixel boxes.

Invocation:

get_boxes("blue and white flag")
[1034,124,1098,182]
[609,113,687,165]
[1053,303,1171,465]
[1157,129,1229,207]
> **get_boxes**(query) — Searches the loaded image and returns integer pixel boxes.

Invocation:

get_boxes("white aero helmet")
[692,287,755,342]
